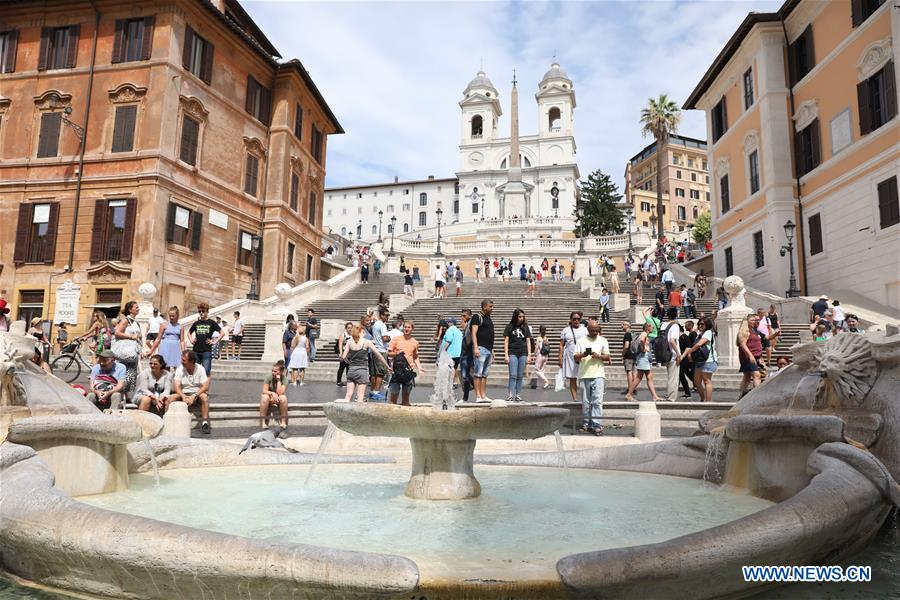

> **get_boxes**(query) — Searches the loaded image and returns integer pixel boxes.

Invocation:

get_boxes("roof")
[540,62,571,84]
[221,0,280,57]
[683,0,800,109]
[629,134,709,165]
[279,60,344,134]
[464,70,499,96]
[325,177,458,192]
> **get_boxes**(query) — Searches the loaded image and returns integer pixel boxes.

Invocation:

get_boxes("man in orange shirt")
[668,285,684,319]
[387,321,424,406]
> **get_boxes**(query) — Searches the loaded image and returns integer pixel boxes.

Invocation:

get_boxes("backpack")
[539,338,551,356]
[391,351,416,384]
[652,323,677,364]
[626,334,642,360]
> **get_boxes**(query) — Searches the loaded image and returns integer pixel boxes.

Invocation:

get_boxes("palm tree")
[640,94,682,242]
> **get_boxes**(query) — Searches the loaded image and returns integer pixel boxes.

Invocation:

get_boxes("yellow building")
[684,0,898,309]
[624,134,711,235]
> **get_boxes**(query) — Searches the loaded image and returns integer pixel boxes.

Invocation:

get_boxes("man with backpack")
[653,307,682,402]
[685,287,697,319]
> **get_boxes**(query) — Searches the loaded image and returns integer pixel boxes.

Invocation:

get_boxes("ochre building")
[685,0,898,309]
[0,0,342,332]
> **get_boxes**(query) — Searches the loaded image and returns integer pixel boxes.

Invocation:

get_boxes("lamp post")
[388,215,397,256]
[377,210,383,243]
[650,208,658,240]
[781,219,800,298]
[247,234,261,300]
[435,207,444,256]
[357,219,362,241]
[576,200,586,255]
[626,207,634,259]
[480,197,485,221]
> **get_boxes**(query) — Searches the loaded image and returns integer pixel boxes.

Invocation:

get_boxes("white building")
[324,63,581,242]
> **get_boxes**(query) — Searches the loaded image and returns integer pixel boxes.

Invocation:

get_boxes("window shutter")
[190,210,202,250]
[4,29,18,73]
[804,25,815,72]
[140,16,154,60]
[856,80,872,135]
[165,202,176,243]
[245,76,255,114]
[119,198,137,262]
[260,86,272,125]
[851,0,863,26]
[808,214,823,255]
[884,60,897,122]
[182,26,193,69]
[255,234,264,272]
[112,105,137,152]
[200,40,214,84]
[37,113,61,158]
[13,203,33,265]
[43,202,60,264]
[90,199,108,262]
[65,24,80,68]
[308,191,317,224]
[809,119,821,171]
[111,19,124,63]
[721,97,728,132]
[38,27,51,71]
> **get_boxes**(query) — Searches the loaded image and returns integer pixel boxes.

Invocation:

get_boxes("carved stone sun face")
[815,333,877,408]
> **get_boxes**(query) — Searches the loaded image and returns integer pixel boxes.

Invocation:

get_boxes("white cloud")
[242,0,781,188]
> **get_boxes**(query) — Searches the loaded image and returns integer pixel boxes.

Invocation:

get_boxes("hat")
[819,295,829,301]
[0,299,9,314]
[98,350,116,359]
[30,317,42,326]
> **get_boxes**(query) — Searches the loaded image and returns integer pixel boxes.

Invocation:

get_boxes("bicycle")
[50,339,93,383]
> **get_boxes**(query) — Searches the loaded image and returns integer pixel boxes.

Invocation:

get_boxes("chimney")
[394,176,399,183]
[428,175,434,180]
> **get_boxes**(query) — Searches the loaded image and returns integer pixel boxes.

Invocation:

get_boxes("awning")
[83,303,123,309]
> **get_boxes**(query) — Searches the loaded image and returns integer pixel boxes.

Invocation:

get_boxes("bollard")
[161,401,191,439]
[634,400,661,442]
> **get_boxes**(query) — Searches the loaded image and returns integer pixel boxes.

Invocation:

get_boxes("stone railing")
[394,216,576,243]
[392,231,650,258]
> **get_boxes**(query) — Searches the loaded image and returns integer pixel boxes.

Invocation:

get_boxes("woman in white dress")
[559,311,588,402]
[288,326,310,385]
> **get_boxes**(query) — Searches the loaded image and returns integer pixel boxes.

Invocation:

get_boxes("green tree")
[639,93,682,241]
[692,211,711,244]
[573,169,625,236]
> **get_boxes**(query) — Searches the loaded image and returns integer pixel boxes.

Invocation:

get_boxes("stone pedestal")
[384,255,401,273]
[137,282,157,323]
[406,438,481,500]
[162,401,192,439]
[610,293,630,311]
[574,255,592,282]
[261,316,285,363]
[634,401,661,442]
[715,310,753,369]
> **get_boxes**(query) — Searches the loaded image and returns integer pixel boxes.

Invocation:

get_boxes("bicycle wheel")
[50,354,81,383]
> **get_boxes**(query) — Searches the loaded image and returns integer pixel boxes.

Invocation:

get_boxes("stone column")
[574,256,592,283]
[715,276,754,369]
[136,282,157,324]
[634,401,661,442]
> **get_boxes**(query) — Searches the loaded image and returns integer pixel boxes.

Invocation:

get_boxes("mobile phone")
[583,347,592,355]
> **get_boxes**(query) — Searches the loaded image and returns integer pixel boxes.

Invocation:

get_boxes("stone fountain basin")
[322,401,569,440]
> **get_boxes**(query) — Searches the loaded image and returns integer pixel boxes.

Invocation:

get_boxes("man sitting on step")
[172,350,212,435]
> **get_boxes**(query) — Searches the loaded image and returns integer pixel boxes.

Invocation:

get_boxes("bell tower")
[536,62,575,138]
[459,69,502,147]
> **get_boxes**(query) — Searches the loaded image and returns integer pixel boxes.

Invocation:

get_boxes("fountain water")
[553,430,571,488]
[304,422,337,487]
[703,429,727,483]
[141,438,160,487]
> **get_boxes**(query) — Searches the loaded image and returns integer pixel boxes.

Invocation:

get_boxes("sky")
[242,0,782,190]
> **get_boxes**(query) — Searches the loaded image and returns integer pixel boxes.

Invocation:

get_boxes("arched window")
[340,226,347,236]
[371,225,377,235]
[356,223,362,237]
[403,223,409,233]
[500,154,531,169]
[548,107,561,131]
[418,212,427,226]
[387,223,393,234]
[471,115,483,138]
[419,193,427,206]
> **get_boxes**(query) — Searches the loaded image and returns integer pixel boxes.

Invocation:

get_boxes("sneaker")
[514,395,522,402]
[543,383,551,389]
[506,394,513,402]
[337,382,346,387]
[201,421,211,435]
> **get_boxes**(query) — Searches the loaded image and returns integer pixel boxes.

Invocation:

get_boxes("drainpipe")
[66,4,100,272]
[781,19,808,296]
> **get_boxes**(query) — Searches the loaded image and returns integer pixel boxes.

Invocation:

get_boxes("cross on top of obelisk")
[512,68,517,87]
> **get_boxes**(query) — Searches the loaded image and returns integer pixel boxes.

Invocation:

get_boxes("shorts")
[739,357,759,373]
[146,333,158,342]
[435,281,444,288]
[699,361,718,374]
[472,346,493,378]
[451,356,460,369]
[456,281,462,289]
[232,335,243,345]
[623,358,635,372]
[370,352,389,377]
[389,379,415,395]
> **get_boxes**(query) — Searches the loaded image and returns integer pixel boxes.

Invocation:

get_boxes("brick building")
[0,0,342,332]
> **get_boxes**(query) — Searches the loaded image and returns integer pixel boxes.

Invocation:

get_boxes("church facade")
[324,63,580,242]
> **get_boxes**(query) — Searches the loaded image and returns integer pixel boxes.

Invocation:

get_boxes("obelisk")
[503,70,528,218]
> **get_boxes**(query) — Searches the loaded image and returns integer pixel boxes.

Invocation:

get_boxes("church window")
[524,156,531,167]
[403,223,409,233]
[419,193,427,206]
[418,211,427,226]
[548,107,561,131]
[371,225,377,235]
[340,226,347,236]
[471,115,483,138]
[472,202,478,213]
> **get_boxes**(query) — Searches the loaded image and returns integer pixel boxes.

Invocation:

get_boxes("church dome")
[464,70,498,97]
[540,62,571,87]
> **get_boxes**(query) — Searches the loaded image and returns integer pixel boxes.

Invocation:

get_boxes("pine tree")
[574,169,625,237]
[692,211,711,244]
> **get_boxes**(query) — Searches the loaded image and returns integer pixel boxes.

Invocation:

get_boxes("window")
[13,203,59,265]
[308,191,317,224]
[166,202,201,250]
[418,211,427,226]
[244,154,259,196]
[688,158,694,168]
[403,223,409,233]
[676,170,682,179]
[720,174,730,214]
[0,30,19,73]
[183,26,213,84]
[692,206,699,219]
[788,25,815,86]
[743,68,754,109]
[245,76,272,124]
[305,253,314,282]
[857,60,897,135]
[711,96,728,142]
[286,242,295,274]
[16,290,45,324]
[748,150,760,194]
[453,198,459,214]
[387,223,393,234]
[691,173,697,182]
[454,182,460,194]
[357,207,362,215]
[38,25,79,70]
[237,231,253,266]
[673,155,681,165]
[341,208,347,215]
[37,112,61,158]
[640,201,651,212]
[724,247,734,277]
[90,198,136,262]
[472,202,479,214]
[386,204,394,213]
[753,231,765,268]
[852,0,886,26]
[677,206,686,221]
[690,189,700,200]
[419,193,427,206]
[340,226,347,236]
[179,115,200,165]
[795,119,821,177]
[675,188,685,198]
[402,203,410,211]
[471,115,483,137]
[289,172,299,211]
[112,17,154,63]
[357,193,363,199]
[706,175,710,183]
[548,107,561,131]
[311,125,324,163]
[808,213,823,255]
[371,225,377,235]
[294,104,303,139]
[877,176,899,229]
[702,160,708,170]
[111,105,137,152]
[403,189,409,195]
[706,191,710,201]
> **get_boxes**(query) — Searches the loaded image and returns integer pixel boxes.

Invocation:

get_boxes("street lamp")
[780,219,800,298]
[48,94,85,144]
[576,200,586,255]
[650,208,658,240]
[626,207,634,259]
[480,196,485,221]
[247,233,262,300]
[388,215,397,256]
[377,210,383,243]
[435,207,444,256]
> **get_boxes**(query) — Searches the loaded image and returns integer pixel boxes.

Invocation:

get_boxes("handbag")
[554,369,566,392]
[111,338,140,363]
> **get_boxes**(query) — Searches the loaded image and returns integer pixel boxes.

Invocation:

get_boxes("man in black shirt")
[621,321,634,395]
[189,302,220,375]
[305,308,319,362]
[678,320,698,399]
[809,295,829,323]
[469,299,494,402]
